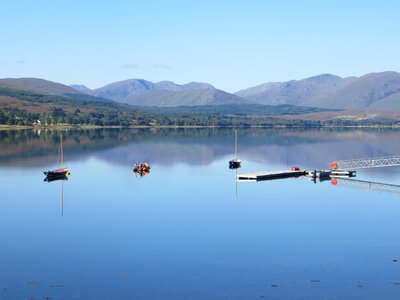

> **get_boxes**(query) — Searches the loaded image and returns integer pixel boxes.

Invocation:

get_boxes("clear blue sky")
[1,0,399,92]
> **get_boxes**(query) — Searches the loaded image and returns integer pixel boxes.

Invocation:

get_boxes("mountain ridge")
[0,78,83,95]
[72,78,249,107]
[2,71,400,110]
[235,72,400,110]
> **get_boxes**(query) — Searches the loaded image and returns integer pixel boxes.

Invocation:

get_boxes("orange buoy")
[330,162,338,170]
[331,178,337,186]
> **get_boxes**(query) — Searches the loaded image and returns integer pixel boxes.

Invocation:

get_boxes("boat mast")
[59,134,64,168]
[235,129,238,160]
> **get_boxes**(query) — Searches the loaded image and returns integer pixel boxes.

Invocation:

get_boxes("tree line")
[2,106,400,128]
[1,87,400,128]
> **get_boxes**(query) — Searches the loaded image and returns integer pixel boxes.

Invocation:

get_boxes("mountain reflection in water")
[1,127,400,300]
[1,128,400,178]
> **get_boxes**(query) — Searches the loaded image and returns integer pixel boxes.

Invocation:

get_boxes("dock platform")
[237,168,356,182]
[237,169,306,181]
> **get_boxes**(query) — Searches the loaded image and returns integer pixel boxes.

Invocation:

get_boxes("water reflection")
[2,128,400,299]
[235,162,400,195]
[1,128,400,183]
[43,171,68,216]
[331,177,400,195]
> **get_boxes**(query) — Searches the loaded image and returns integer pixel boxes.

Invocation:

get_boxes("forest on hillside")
[1,87,400,128]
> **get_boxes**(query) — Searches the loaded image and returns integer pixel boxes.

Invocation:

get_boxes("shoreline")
[1,124,400,131]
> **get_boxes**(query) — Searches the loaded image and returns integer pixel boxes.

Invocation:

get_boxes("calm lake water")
[1,128,400,300]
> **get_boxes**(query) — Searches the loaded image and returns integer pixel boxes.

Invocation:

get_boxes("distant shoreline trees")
[1,106,400,128]
[1,87,400,128]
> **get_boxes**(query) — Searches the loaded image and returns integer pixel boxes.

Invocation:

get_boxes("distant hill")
[154,81,213,91]
[0,78,83,96]
[236,72,400,111]
[236,74,354,106]
[143,103,336,116]
[5,72,400,111]
[0,78,126,124]
[69,84,93,94]
[120,87,249,107]
[91,79,154,101]
[70,79,248,107]
[304,72,400,109]
[238,75,341,100]
[89,79,215,101]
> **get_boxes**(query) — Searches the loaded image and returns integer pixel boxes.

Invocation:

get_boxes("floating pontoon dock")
[237,169,356,182]
[237,169,306,181]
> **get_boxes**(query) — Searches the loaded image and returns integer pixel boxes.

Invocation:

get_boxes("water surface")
[1,128,400,299]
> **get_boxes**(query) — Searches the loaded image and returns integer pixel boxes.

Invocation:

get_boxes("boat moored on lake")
[44,167,70,178]
[44,134,70,182]
[133,162,151,176]
[44,167,70,182]
[229,129,241,169]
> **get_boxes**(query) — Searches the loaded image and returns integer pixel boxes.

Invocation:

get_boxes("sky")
[1,0,399,92]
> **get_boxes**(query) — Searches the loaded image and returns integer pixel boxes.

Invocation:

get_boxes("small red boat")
[133,162,150,174]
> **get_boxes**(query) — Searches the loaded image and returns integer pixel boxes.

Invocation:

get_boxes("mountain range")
[1,71,400,111]
[71,71,400,110]
[71,79,248,107]
[235,72,400,110]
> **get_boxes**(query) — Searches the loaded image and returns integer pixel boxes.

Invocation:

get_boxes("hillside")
[4,72,400,124]
[0,83,145,126]
[0,84,342,128]
[120,88,250,107]
[304,72,400,109]
[69,84,93,94]
[143,103,336,116]
[89,79,215,101]
[236,72,400,111]
[92,79,154,100]
[0,78,83,96]
[4,72,400,111]
[235,74,350,105]
[73,79,247,107]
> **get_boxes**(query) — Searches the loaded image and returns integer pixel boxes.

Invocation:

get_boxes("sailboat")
[44,134,70,181]
[229,129,241,169]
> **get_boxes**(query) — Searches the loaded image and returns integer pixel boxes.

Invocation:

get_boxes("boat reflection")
[133,162,151,177]
[43,171,68,216]
[133,170,150,177]
[3,128,400,181]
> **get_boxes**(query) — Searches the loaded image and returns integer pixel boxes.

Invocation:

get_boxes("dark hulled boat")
[44,168,69,179]
[44,134,70,181]
[44,170,69,182]
[229,129,241,169]
[229,159,241,169]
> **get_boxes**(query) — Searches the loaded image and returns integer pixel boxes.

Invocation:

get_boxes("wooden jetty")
[237,169,306,181]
